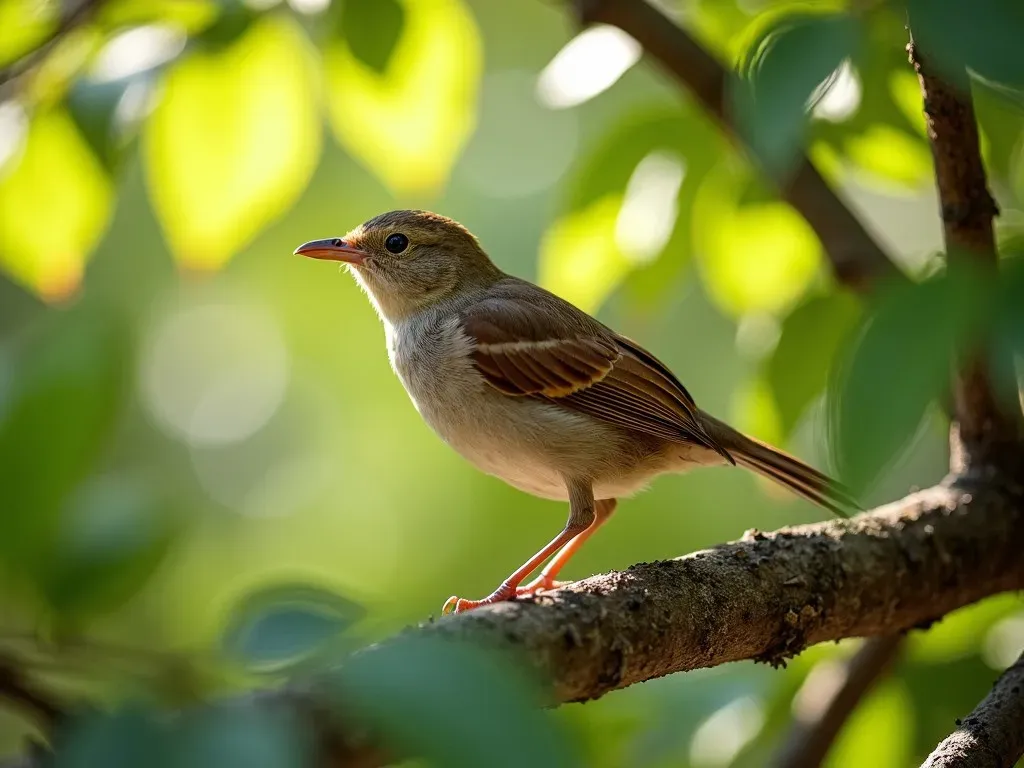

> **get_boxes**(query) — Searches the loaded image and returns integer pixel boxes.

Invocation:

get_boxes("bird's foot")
[441,582,517,615]
[515,576,571,596]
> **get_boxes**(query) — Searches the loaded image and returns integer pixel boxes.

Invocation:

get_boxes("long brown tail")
[700,412,860,519]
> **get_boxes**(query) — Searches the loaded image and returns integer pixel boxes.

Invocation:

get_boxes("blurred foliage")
[0,0,1023,765]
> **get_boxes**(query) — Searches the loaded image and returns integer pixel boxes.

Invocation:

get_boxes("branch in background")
[0,660,62,732]
[908,42,1023,451]
[772,636,903,768]
[921,651,1024,768]
[573,0,903,293]
[0,0,103,92]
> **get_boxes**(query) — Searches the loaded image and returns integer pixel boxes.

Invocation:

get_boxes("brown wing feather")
[459,279,733,461]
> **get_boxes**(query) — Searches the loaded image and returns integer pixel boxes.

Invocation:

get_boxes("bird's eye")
[385,233,409,254]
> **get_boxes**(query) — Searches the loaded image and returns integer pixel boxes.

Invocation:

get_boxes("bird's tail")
[699,412,860,520]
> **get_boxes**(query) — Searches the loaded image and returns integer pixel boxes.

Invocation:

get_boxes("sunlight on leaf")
[0,0,56,67]
[143,16,321,271]
[907,593,1024,664]
[844,123,932,188]
[730,377,782,448]
[826,680,912,768]
[538,196,630,315]
[324,0,481,195]
[0,107,112,301]
[332,635,581,768]
[693,164,822,318]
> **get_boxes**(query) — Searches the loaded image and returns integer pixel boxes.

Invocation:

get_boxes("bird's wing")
[459,281,732,459]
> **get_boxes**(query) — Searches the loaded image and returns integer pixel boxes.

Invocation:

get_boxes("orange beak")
[294,238,370,265]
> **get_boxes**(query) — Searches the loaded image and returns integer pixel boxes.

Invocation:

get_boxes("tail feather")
[700,412,860,520]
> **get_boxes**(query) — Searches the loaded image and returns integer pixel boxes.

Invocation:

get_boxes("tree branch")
[0,0,103,93]
[922,651,1024,768]
[772,636,903,768]
[572,0,903,293]
[907,42,1023,450]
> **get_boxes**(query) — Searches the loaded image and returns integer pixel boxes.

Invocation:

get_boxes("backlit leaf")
[331,635,581,768]
[693,162,823,317]
[0,0,56,67]
[768,291,862,436]
[0,107,113,301]
[323,0,481,194]
[143,16,321,271]
[538,196,630,315]
[732,12,862,180]
[336,0,405,75]
[826,680,912,768]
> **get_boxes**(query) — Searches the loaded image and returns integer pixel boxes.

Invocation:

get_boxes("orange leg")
[515,498,617,596]
[442,483,602,615]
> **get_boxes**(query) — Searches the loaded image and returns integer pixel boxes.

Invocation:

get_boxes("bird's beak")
[294,238,370,265]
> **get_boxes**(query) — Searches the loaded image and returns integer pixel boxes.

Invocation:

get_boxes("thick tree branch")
[772,636,903,768]
[922,651,1024,768]
[908,42,1024,449]
[573,0,903,293]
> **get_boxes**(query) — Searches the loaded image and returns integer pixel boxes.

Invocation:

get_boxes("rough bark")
[921,652,1024,768]
[908,42,1022,450]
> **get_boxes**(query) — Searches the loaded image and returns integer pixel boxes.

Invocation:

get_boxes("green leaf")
[222,583,364,672]
[908,0,1024,91]
[336,0,406,75]
[0,306,129,575]
[49,704,168,768]
[143,16,321,271]
[825,680,912,768]
[323,0,481,194]
[195,0,258,50]
[828,270,987,494]
[0,0,57,68]
[767,291,862,436]
[331,635,581,768]
[167,704,313,768]
[0,107,113,301]
[40,476,178,623]
[538,196,632,315]
[693,163,823,317]
[732,12,862,180]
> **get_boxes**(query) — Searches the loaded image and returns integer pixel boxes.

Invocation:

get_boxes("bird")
[295,210,858,614]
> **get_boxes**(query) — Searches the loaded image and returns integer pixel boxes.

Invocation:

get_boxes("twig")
[0,660,62,732]
[921,651,1024,768]
[907,41,1023,451]
[773,635,903,768]
[572,0,903,293]
[0,0,103,91]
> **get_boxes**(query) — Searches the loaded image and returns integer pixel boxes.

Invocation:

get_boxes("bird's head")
[295,210,502,322]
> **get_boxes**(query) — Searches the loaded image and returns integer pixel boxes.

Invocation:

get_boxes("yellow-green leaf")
[0,107,112,300]
[323,0,481,195]
[693,162,822,317]
[0,0,56,67]
[143,16,321,271]
[537,196,631,316]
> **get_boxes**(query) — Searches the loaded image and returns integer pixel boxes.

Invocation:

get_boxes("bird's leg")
[442,481,596,615]
[516,497,617,596]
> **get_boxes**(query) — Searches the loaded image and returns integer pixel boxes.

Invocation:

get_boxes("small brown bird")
[296,210,857,614]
